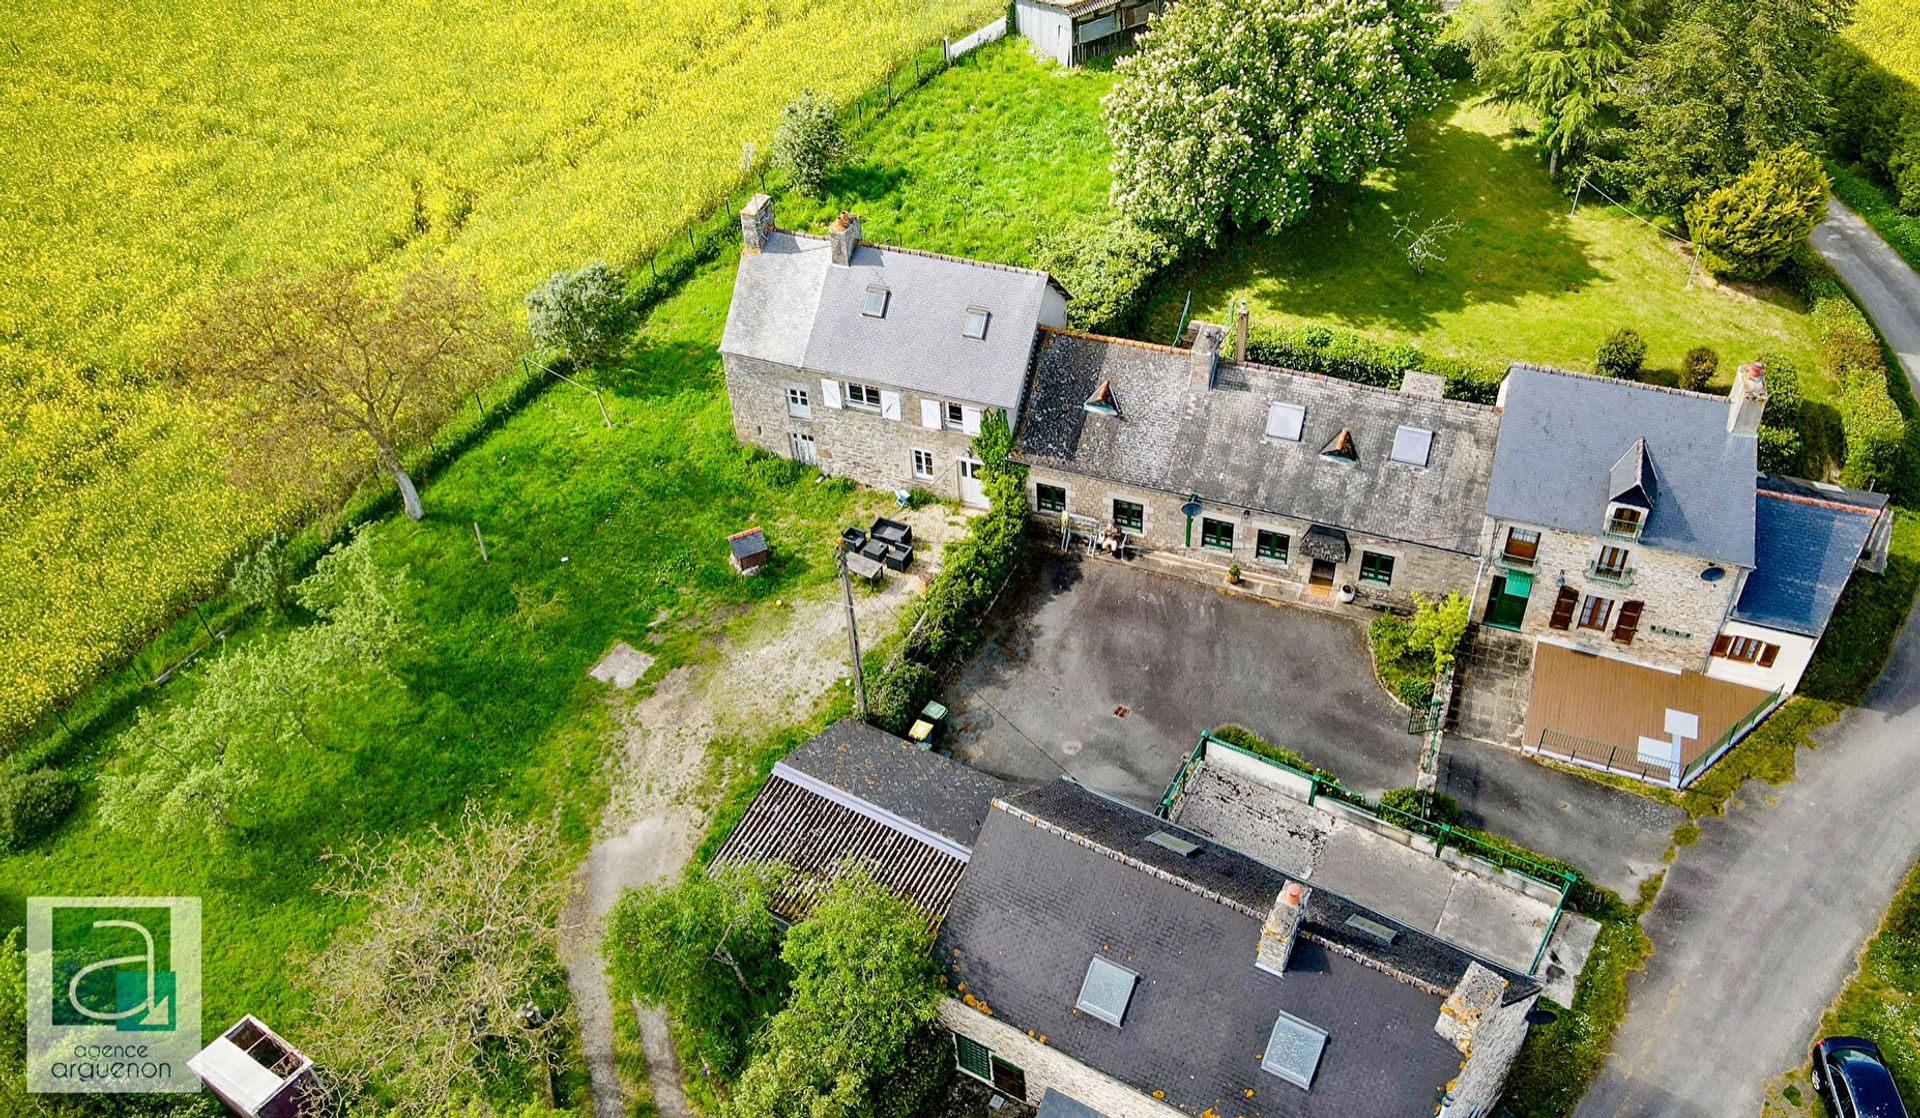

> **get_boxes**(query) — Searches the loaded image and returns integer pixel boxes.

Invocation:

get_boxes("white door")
[958,458,986,507]
[790,432,817,465]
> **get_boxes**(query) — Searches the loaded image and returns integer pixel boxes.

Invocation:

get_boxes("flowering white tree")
[1104,0,1447,246]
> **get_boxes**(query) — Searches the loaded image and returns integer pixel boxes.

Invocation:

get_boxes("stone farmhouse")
[717,202,1890,788]
[716,721,1541,1118]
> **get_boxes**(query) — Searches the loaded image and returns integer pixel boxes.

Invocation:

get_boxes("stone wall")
[1025,464,1482,611]
[1435,967,1537,1118]
[1475,516,1742,673]
[938,1000,1185,1117]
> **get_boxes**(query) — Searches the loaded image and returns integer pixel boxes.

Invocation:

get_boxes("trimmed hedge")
[1786,249,1913,495]
[1243,324,1504,403]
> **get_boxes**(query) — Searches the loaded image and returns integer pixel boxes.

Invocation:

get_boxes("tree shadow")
[591,333,721,401]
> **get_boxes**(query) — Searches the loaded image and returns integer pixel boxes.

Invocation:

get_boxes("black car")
[1814,1037,1911,1118]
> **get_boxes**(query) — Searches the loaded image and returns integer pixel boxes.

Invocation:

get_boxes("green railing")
[1677,685,1785,788]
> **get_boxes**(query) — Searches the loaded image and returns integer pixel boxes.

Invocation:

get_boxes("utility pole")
[838,550,867,718]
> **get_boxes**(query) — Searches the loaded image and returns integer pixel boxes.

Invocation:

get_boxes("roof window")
[1390,425,1433,467]
[1145,830,1199,856]
[863,285,889,318]
[1265,401,1306,441]
[1075,956,1138,1027]
[1261,1010,1328,1089]
[962,306,989,339]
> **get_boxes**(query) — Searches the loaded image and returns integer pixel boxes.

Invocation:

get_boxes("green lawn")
[1812,852,1920,1114]
[1139,92,1827,382]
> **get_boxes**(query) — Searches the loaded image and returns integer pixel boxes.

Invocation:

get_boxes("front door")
[957,458,986,507]
[1309,558,1336,589]
[789,432,817,465]
[1484,571,1532,630]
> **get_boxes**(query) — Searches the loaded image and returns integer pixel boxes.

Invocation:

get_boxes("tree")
[525,262,626,365]
[771,90,848,196]
[1103,0,1446,246]
[1609,0,1852,212]
[178,263,506,520]
[1482,0,1635,176]
[230,531,297,614]
[1392,211,1463,275]
[1679,345,1719,391]
[1406,591,1471,675]
[99,531,412,841]
[603,863,791,1078]
[1595,327,1647,378]
[723,871,946,1118]
[1683,148,1829,281]
[304,806,570,1115]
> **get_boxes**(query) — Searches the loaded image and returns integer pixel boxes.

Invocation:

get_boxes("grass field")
[1139,92,1827,382]
[0,0,994,747]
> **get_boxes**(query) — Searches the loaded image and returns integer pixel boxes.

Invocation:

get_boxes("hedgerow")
[1785,249,1912,496]
[1243,323,1504,403]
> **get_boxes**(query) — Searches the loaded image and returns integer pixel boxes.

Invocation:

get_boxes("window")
[1714,635,1781,666]
[1607,504,1646,538]
[1612,599,1644,645]
[1256,530,1289,561]
[1594,545,1631,579]
[1502,528,1540,565]
[1265,401,1306,441]
[962,307,990,339]
[1577,594,1613,631]
[1075,957,1138,1027]
[1036,483,1067,513]
[1359,551,1395,585]
[844,382,882,410]
[1113,499,1144,531]
[862,284,889,318]
[1146,830,1199,856]
[786,387,810,419]
[945,401,967,428]
[912,449,935,479]
[1389,425,1434,467]
[1261,1011,1329,1089]
[1201,518,1234,551]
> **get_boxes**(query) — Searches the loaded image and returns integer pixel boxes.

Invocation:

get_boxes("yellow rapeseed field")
[0,0,995,742]
[1847,0,1920,85]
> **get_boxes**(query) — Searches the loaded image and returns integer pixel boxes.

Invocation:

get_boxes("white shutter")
[820,378,841,409]
[961,406,983,436]
[879,390,901,421]
[920,398,942,429]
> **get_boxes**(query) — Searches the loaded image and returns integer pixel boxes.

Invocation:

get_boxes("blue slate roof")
[1036,1090,1113,1118]
[1733,477,1885,637]
[1487,365,1757,566]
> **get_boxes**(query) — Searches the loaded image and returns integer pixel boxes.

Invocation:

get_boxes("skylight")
[1344,913,1399,945]
[1076,957,1138,1027]
[1145,830,1199,856]
[1390,425,1433,467]
[863,285,889,318]
[1265,401,1305,441]
[1261,1011,1328,1089]
[962,306,989,339]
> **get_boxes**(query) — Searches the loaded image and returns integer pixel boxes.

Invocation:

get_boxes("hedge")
[0,766,80,853]
[1243,324,1504,403]
[1785,249,1912,496]
[1821,38,1920,215]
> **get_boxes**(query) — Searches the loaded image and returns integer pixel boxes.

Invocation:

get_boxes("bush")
[230,531,297,613]
[1595,327,1648,378]
[1757,354,1805,474]
[1786,249,1913,494]
[525,261,626,364]
[1244,323,1503,402]
[1683,148,1829,281]
[1379,786,1463,827]
[1032,216,1177,335]
[1840,373,1910,491]
[0,766,81,852]
[770,89,847,196]
[1679,346,1719,391]
[867,660,937,736]
[1395,675,1436,707]
[1209,725,1332,778]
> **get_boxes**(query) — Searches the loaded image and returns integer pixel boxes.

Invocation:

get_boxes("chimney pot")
[1256,881,1310,975]
[1188,321,1226,389]
[1728,360,1768,436]
[740,194,775,254]
[829,212,863,266]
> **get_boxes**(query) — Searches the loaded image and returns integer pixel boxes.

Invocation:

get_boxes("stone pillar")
[1436,962,1509,1053]
[829,212,863,266]
[1255,881,1309,975]
[740,194,774,253]
[1729,360,1768,436]
[1232,300,1249,363]
[1188,321,1225,389]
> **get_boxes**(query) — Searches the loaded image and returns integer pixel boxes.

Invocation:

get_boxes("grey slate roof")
[1488,364,1758,566]
[1015,331,1502,555]
[938,781,1528,1118]
[781,719,1015,849]
[1732,476,1886,637]
[720,230,1059,411]
[1036,1091,1112,1118]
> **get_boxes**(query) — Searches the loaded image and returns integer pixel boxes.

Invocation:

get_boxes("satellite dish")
[1700,565,1726,582]
[1180,500,1204,518]
[1525,1007,1559,1026]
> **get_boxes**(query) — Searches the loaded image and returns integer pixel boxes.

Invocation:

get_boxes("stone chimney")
[740,194,775,254]
[1729,360,1768,436]
[1189,320,1226,389]
[829,212,863,266]
[1233,300,1250,363]
[1255,881,1309,975]
[1400,370,1446,399]
[1435,962,1512,1054]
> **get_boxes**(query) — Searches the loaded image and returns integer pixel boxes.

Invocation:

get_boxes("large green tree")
[1482,0,1636,176]
[1103,0,1446,246]
[1684,146,1829,280]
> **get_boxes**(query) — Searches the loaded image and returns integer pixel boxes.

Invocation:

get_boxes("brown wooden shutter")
[1712,634,1733,657]
[1548,586,1578,630]
[1758,642,1779,668]
[1612,600,1644,644]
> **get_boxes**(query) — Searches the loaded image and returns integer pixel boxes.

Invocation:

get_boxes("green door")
[1485,571,1531,630]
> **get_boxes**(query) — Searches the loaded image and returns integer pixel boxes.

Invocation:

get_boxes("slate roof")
[1036,1091,1112,1118]
[781,719,1015,849]
[939,781,1532,1118]
[1015,330,1502,555]
[720,230,1060,411]
[727,528,767,560]
[1732,476,1887,637]
[1488,364,1758,566]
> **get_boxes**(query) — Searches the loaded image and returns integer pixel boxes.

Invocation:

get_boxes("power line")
[958,677,1074,782]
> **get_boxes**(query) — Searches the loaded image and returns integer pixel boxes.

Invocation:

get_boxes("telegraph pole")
[838,550,867,718]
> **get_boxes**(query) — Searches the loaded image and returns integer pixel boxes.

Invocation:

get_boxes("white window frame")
[944,401,967,429]
[844,382,883,411]
[786,387,811,419]
[911,449,935,479]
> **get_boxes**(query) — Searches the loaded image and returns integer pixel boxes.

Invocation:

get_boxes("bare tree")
[178,263,505,520]
[302,805,571,1114]
[1392,211,1463,277]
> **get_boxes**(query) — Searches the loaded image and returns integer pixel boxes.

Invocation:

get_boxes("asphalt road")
[1575,202,1920,1117]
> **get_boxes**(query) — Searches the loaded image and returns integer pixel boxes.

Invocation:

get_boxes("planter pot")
[1335,583,1357,604]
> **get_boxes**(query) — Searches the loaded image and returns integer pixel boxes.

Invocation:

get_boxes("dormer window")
[962,307,989,339]
[1320,427,1358,462]
[862,285,889,318]
[1606,504,1645,539]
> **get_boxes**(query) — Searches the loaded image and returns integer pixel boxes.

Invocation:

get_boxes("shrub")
[1395,675,1436,707]
[1032,217,1177,334]
[1757,354,1805,474]
[1679,346,1719,391]
[1840,374,1910,491]
[0,766,81,852]
[1209,725,1331,778]
[525,261,626,364]
[1787,249,1914,494]
[1380,786,1463,827]
[770,89,848,196]
[1683,148,1829,281]
[1407,590,1471,674]
[1244,324,1502,402]
[231,531,297,613]
[1595,327,1647,378]
[866,660,937,736]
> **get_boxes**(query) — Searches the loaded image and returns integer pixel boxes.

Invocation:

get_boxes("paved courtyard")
[947,555,1682,895]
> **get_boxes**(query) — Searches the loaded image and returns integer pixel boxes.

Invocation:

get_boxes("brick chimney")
[1255,881,1309,975]
[1189,320,1225,389]
[1729,360,1768,436]
[1233,300,1250,363]
[740,194,774,253]
[829,212,863,266]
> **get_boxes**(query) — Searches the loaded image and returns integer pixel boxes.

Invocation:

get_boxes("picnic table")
[845,551,885,582]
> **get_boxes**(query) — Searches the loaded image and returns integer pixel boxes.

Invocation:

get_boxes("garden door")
[957,458,986,507]
[789,432,817,465]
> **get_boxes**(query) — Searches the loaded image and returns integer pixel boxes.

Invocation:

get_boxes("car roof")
[1835,1049,1911,1117]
